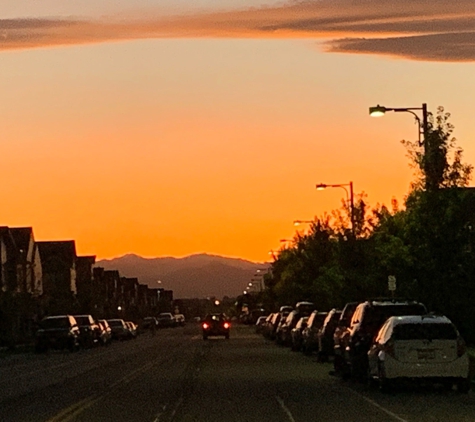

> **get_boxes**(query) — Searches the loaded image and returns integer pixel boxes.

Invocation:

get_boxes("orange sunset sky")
[2,0,475,262]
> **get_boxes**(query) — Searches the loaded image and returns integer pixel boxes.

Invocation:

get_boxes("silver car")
[368,315,470,393]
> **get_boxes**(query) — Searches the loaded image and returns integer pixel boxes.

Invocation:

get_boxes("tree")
[402,106,472,192]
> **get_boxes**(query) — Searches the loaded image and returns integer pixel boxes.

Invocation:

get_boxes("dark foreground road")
[0,325,474,422]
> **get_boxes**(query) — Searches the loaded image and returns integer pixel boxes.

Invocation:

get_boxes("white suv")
[368,315,470,393]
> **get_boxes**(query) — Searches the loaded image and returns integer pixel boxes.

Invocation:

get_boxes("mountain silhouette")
[95,253,267,299]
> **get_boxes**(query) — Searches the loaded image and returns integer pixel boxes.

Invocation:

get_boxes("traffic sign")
[388,275,396,291]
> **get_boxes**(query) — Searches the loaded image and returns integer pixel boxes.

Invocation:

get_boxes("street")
[0,325,474,422]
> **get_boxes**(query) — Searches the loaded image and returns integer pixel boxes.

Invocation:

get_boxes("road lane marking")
[46,358,163,422]
[45,398,96,422]
[169,396,183,421]
[152,404,167,422]
[276,396,297,422]
[344,387,409,422]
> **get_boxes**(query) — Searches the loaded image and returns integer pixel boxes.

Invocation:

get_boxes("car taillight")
[202,323,209,330]
[382,340,395,358]
[457,336,466,357]
[224,322,230,329]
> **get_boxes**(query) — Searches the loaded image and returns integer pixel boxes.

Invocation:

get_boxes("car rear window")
[74,316,91,325]
[365,304,427,327]
[41,318,70,329]
[108,320,123,327]
[393,323,457,340]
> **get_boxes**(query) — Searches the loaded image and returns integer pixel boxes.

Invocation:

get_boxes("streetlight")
[369,103,428,149]
[316,182,355,236]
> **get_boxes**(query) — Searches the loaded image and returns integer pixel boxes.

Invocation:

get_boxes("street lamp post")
[369,103,428,149]
[316,182,355,236]
[369,103,429,189]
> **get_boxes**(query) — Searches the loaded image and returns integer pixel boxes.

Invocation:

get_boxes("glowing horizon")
[1,1,474,262]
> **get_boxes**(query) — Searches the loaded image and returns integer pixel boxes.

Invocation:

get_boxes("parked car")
[174,314,186,326]
[333,302,358,374]
[291,317,308,351]
[255,316,268,334]
[35,315,80,353]
[264,313,281,340]
[316,309,342,361]
[157,313,176,328]
[142,317,158,331]
[202,314,231,340]
[338,299,427,379]
[97,319,112,346]
[278,303,315,346]
[276,310,300,346]
[125,321,138,339]
[107,319,130,341]
[368,315,471,393]
[301,311,328,355]
[74,315,101,348]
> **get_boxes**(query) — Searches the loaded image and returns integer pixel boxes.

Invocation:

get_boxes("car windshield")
[205,314,225,322]
[393,323,458,340]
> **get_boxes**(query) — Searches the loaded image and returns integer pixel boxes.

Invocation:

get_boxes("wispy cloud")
[2,0,475,61]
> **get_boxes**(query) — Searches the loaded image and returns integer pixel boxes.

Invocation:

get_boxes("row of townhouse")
[0,226,173,347]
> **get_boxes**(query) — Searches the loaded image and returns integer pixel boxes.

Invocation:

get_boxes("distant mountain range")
[95,253,266,299]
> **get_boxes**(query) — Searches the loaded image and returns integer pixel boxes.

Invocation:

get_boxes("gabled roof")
[0,226,19,254]
[37,241,77,267]
[9,227,33,254]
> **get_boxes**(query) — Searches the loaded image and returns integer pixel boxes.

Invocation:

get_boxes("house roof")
[9,227,33,254]
[37,241,77,267]
[77,256,96,266]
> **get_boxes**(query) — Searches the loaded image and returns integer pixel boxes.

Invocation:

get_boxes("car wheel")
[333,354,343,374]
[457,378,471,394]
[366,366,378,389]
[68,339,77,352]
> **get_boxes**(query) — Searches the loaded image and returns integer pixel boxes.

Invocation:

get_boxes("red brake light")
[224,322,230,329]
[202,323,209,330]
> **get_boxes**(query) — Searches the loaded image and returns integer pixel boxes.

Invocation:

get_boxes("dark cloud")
[1,1,475,62]
[327,32,475,62]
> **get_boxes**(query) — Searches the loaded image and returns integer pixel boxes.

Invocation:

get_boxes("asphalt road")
[0,325,474,422]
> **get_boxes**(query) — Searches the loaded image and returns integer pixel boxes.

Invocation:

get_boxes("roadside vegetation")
[257,107,475,344]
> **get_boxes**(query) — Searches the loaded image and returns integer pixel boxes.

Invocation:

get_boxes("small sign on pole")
[388,275,397,292]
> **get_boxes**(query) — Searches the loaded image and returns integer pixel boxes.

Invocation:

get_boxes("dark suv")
[35,315,80,353]
[202,314,230,340]
[338,299,427,379]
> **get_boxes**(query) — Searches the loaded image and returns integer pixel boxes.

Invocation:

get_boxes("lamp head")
[293,221,301,226]
[316,183,327,191]
[369,105,387,117]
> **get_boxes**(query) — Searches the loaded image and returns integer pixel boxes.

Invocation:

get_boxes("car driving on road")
[202,313,231,340]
